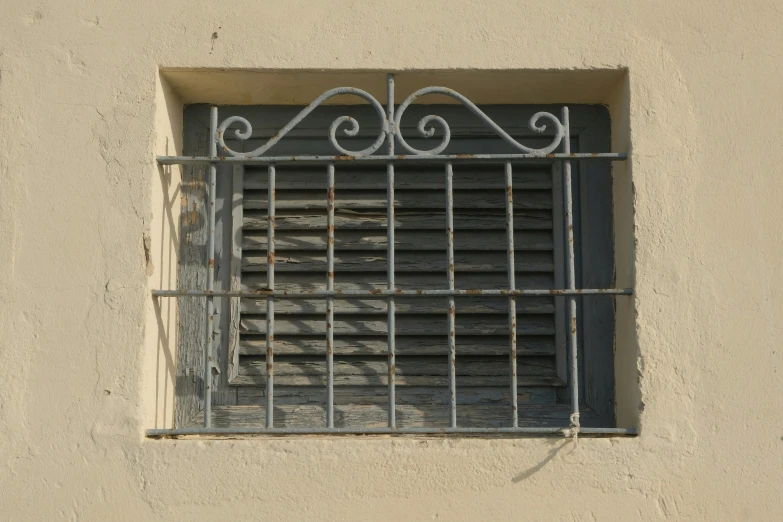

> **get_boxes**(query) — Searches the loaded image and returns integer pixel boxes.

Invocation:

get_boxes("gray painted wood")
[240,313,554,336]
[576,109,616,427]
[243,188,553,210]
[241,271,553,292]
[239,335,555,356]
[239,296,554,314]
[242,250,554,273]
[236,385,557,406]
[227,165,243,382]
[234,356,559,387]
[200,404,595,429]
[243,209,553,231]
[244,167,552,191]
[174,119,208,428]
[242,229,553,251]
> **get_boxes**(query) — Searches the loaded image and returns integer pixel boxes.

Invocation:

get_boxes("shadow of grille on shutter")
[217,160,568,429]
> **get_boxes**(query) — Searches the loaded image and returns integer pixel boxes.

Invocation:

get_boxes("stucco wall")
[0,1,781,520]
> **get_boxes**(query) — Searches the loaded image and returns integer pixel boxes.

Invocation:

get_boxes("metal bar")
[504,162,518,428]
[203,107,218,428]
[265,164,276,428]
[153,288,633,298]
[386,73,396,428]
[562,107,580,435]
[148,427,638,437]
[326,163,335,428]
[158,153,628,166]
[445,162,457,428]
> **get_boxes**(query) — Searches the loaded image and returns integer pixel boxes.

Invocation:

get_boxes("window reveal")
[150,74,631,437]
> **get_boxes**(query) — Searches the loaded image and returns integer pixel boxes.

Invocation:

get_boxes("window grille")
[150,74,632,437]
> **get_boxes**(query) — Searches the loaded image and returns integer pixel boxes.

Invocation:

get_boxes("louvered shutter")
[176,104,615,429]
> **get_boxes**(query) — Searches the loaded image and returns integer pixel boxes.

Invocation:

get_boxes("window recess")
[151,74,632,437]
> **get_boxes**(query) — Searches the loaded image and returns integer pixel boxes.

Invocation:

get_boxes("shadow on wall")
[511,439,570,483]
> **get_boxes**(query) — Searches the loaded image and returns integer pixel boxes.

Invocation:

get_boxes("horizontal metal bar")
[147,426,637,437]
[152,288,633,298]
[157,153,628,166]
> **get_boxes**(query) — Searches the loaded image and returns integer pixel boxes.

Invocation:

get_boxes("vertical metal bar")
[504,162,518,428]
[326,163,335,428]
[562,107,580,434]
[386,73,396,428]
[551,162,568,385]
[266,163,276,428]
[445,162,457,428]
[203,107,218,428]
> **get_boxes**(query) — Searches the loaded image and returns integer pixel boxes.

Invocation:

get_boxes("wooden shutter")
[176,104,615,429]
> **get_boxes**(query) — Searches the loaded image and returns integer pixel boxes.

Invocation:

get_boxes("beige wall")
[0,1,781,520]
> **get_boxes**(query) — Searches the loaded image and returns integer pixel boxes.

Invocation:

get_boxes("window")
[152,76,631,436]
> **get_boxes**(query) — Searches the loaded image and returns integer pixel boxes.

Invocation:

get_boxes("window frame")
[159,84,628,436]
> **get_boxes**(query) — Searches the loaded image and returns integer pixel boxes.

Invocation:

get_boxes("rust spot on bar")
[449,263,454,273]
[268,252,275,264]
[395,289,403,294]
[449,306,455,316]
[546,153,556,158]
[466,289,481,294]
[208,259,215,268]
[416,289,423,295]
[327,272,334,279]
[334,155,355,161]
[455,153,475,159]
[370,289,383,295]
[396,155,406,160]
[327,187,335,202]
[506,186,513,197]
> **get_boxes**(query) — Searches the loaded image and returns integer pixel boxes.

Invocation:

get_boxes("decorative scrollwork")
[393,87,566,156]
[216,87,389,157]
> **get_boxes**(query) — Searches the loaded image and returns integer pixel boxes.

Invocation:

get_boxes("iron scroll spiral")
[216,87,389,157]
[393,87,566,156]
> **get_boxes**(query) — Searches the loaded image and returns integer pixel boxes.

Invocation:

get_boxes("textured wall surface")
[1,1,782,520]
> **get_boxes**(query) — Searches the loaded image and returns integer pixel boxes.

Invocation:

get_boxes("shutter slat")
[239,335,555,356]
[243,189,552,210]
[244,168,552,190]
[236,385,557,406]
[239,296,554,314]
[243,209,552,231]
[241,271,553,292]
[205,403,584,429]
[242,230,553,250]
[240,313,554,336]
[242,250,553,273]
